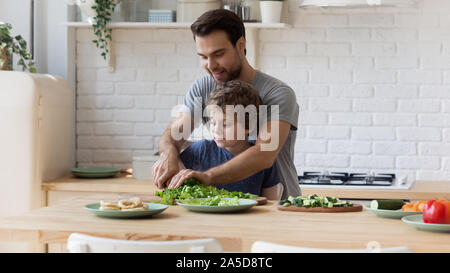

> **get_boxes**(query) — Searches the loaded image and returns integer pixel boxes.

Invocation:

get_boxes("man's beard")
[210,53,243,83]
[211,63,242,84]
[227,63,242,81]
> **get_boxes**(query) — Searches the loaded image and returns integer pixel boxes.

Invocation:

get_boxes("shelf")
[65,21,290,71]
[63,21,290,29]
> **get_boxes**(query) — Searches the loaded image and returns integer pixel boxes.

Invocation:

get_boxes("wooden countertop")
[42,174,154,193]
[0,196,448,253]
[42,174,450,200]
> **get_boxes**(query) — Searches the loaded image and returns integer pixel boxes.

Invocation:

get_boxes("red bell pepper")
[423,200,450,224]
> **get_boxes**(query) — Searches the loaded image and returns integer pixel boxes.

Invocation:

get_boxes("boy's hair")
[206,80,262,131]
[191,9,246,54]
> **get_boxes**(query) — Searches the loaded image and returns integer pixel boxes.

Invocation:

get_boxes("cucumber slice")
[326,196,337,203]
[283,194,354,208]
[308,194,318,200]
[370,199,404,210]
[292,198,302,207]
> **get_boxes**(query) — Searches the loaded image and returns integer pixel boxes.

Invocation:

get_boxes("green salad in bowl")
[180,196,240,206]
[154,178,257,205]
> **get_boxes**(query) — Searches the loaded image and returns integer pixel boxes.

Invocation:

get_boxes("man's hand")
[152,149,181,189]
[167,169,213,189]
[153,111,194,189]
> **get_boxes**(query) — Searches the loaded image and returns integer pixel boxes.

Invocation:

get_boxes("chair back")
[251,241,413,253]
[67,233,223,253]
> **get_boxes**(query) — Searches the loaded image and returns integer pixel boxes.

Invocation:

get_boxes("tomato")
[423,200,450,224]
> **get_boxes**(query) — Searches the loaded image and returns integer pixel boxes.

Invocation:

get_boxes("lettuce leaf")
[155,178,257,205]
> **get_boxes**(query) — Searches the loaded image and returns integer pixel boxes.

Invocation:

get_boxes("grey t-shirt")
[183,70,301,199]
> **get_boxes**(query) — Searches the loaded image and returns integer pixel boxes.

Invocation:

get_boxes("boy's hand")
[167,169,212,189]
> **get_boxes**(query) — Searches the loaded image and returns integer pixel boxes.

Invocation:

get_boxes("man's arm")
[152,112,194,189]
[167,120,291,188]
[205,120,291,184]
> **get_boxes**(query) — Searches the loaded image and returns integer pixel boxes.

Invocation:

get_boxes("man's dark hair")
[191,9,246,52]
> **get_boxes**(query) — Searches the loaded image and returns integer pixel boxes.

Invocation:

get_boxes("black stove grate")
[298,172,395,186]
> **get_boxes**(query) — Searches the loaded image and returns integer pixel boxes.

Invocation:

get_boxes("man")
[152,9,300,199]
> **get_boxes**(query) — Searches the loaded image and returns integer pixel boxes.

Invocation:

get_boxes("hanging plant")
[91,0,118,60]
[67,0,118,60]
[0,22,37,73]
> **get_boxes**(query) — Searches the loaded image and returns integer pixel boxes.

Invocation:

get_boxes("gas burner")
[298,171,397,186]
[298,171,348,185]
[346,173,395,186]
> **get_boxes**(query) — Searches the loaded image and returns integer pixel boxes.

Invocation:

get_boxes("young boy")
[174,80,281,200]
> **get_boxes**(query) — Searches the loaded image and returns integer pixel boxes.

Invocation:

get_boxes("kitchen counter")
[42,174,450,201]
[0,196,448,253]
[300,181,450,200]
[42,173,153,194]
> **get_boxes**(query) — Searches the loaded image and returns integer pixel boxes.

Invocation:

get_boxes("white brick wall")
[74,0,450,180]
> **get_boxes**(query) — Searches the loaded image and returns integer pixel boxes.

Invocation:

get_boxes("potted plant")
[259,0,285,23]
[0,22,36,73]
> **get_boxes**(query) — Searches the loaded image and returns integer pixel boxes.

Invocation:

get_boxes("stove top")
[298,171,404,187]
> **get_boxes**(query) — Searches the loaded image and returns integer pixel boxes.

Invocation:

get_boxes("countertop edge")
[41,176,450,200]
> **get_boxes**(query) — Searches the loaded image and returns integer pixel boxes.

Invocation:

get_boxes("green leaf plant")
[91,0,118,60]
[0,22,37,73]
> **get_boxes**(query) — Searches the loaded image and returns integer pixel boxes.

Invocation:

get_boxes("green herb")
[155,178,257,205]
[180,196,240,207]
[0,23,36,73]
[91,0,117,60]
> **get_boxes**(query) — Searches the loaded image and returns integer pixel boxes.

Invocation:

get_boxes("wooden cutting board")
[277,203,363,213]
